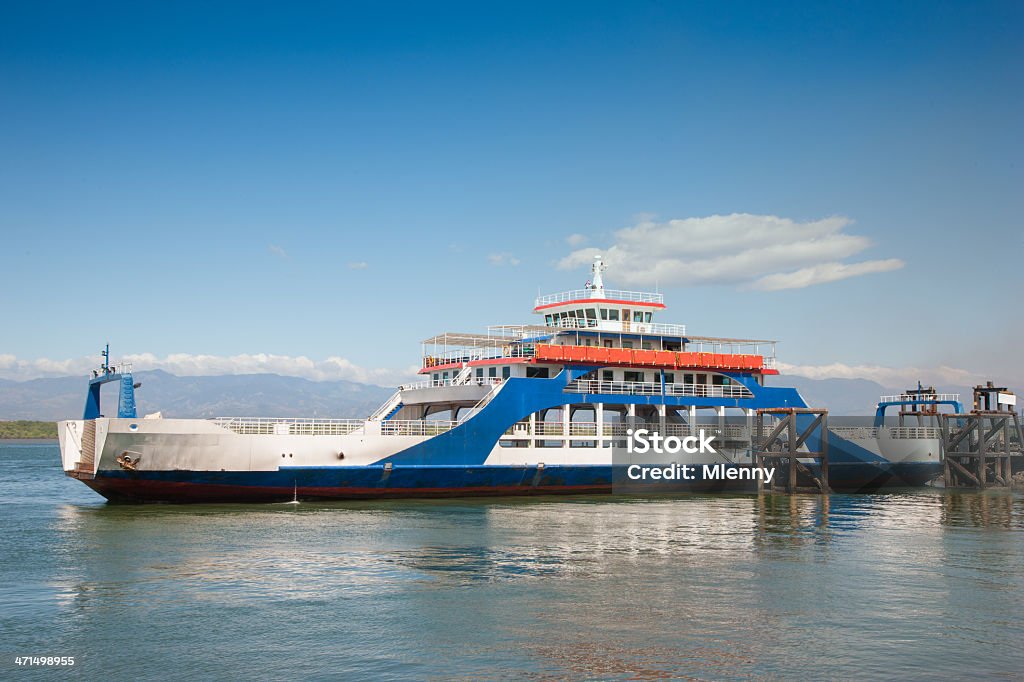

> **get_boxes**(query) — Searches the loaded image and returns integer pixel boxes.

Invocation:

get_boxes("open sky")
[1,1,1021,388]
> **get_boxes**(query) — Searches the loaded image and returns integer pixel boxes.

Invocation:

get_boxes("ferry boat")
[57,258,946,502]
[811,388,961,489]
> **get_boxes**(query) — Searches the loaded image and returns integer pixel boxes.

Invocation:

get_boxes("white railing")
[887,427,942,439]
[535,422,566,436]
[93,361,134,377]
[381,420,459,436]
[424,344,536,367]
[567,379,753,399]
[368,391,403,421]
[879,393,960,404]
[602,423,630,436]
[569,423,599,436]
[546,318,687,336]
[212,417,366,436]
[685,338,777,358]
[503,421,759,439]
[535,289,664,307]
[645,322,687,335]
[829,426,879,440]
[829,426,943,440]
[400,377,504,391]
[514,421,944,442]
[452,365,474,385]
[458,380,507,423]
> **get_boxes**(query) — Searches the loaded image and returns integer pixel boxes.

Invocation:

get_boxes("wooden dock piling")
[941,383,1023,489]
[754,407,830,494]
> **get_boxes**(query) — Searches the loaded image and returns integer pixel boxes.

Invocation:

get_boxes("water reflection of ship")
[940,491,1020,529]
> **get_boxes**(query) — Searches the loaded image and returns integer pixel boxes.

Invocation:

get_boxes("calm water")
[2,442,1023,680]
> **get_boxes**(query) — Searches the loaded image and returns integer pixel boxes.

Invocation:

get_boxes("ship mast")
[590,255,606,296]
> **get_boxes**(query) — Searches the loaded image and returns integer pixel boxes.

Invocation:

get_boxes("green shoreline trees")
[0,421,57,439]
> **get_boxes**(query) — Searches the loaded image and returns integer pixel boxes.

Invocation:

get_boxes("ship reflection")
[46,490,1024,618]
[39,489,1024,679]
[940,490,1022,529]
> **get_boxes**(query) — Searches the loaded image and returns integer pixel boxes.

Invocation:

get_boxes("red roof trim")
[533,298,666,312]
[419,357,530,374]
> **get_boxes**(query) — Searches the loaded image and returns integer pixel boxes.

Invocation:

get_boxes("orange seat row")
[533,344,764,371]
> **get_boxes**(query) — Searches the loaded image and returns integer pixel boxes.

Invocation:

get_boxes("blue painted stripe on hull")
[83,464,751,503]
[80,457,944,503]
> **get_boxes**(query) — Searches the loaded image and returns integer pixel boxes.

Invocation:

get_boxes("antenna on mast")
[591,254,606,294]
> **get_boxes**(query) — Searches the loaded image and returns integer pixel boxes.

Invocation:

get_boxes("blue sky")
[1,1,1021,387]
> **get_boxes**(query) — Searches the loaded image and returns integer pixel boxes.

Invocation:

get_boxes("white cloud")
[565,233,588,247]
[488,253,521,267]
[778,361,982,389]
[0,352,417,386]
[752,259,905,291]
[348,261,369,270]
[268,244,289,259]
[557,213,904,290]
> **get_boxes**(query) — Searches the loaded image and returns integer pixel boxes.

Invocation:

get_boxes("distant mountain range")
[0,370,395,421]
[0,370,978,421]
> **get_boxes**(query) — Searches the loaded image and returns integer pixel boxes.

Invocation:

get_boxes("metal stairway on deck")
[369,391,403,421]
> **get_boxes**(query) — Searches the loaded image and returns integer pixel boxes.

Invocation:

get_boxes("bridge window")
[633,311,644,323]
[585,308,597,320]
[608,309,620,321]
[488,367,497,378]
[644,312,652,323]
[545,314,553,325]
[600,308,608,320]
[502,366,511,379]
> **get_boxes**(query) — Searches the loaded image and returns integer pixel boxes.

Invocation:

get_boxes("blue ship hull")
[81,456,940,503]
[83,464,755,503]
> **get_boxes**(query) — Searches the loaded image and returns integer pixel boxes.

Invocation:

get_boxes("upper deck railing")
[567,379,754,399]
[424,345,537,367]
[546,318,686,336]
[535,289,664,307]
[879,393,960,404]
[399,377,504,391]
[92,361,133,378]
